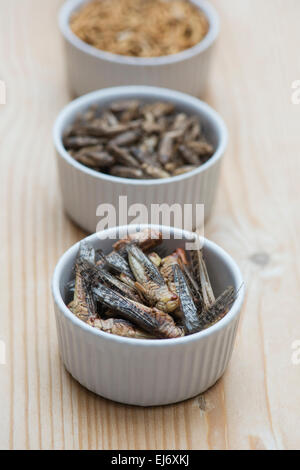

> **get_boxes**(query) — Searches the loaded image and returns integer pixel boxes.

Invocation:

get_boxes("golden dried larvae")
[70,0,209,58]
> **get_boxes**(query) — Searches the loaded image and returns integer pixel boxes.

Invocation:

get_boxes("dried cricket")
[92,284,183,339]
[127,244,180,313]
[191,249,215,308]
[96,248,134,279]
[160,248,187,294]
[173,264,201,335]
[79,258,141,302]
[88,317,153,339]
[113,228,162,252]
[197,287,236,330]
[69,242,97,322]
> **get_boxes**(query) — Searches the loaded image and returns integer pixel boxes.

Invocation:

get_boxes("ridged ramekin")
[53,86,228,234]
[59,0,220,97]
[52,224,245,406]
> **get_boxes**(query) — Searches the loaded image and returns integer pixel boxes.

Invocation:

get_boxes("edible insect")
[92,284,183,339]
[186,140,214,157]
[177,257,203,308]
[110,166,144,179]
[127,244,180,313]
[78,258,141,302]
[173,165,197,176]
[173,264,201,334]
[88,317,153,339]
[110,130,141,147]
[131,147,170,179]
[64,135,102,150]
[158,130,183,165]
[96,249,133,279]
[191,249,215,308]
[178,145,200,165]
[108,144,140,168]
[148,252,162,267]
[110,100,140,113]
[71,243,97,322]
[198,286,236,330]
[160,251,180,294]
[74,149,115,168]
[113,228,162,252]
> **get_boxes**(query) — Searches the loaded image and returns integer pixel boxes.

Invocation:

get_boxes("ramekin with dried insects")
[63,100,215,180]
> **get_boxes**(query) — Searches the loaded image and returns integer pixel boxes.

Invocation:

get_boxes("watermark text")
[0,80,6,105]
[291,340,300,365]
[291,80,300,104]
[96,197,204,249]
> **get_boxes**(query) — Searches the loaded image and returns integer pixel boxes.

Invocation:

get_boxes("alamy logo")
[0,340,6,365]
[291,80,300,104]
[95,196,205,250]
[0,80,6,105]
[291,340,300,365]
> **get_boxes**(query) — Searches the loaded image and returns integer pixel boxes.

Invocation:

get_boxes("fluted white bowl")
[51,225,245,406]
[59,0,220,97]
[53,86,228,233]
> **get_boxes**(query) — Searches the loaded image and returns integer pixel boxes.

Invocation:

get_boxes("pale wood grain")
[0,0,299,450]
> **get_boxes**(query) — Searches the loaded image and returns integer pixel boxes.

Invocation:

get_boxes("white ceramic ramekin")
[59,0,220,97]
[52,224,245,406]
[53,86,228,233]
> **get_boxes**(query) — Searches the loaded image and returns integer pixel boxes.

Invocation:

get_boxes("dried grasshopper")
[198,286,236,330]
[191,249,215,308]
[70,242,97,322]
[173,264,201,335]
[127,244,180,313]
[96,248,134,279]
[78,258,141,303]
[113,228,162,252]
[92,284,183,339]
[160,248,187,294]
[88,317,153,339]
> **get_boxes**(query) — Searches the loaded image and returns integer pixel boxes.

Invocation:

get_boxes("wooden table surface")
[1,0,300,450]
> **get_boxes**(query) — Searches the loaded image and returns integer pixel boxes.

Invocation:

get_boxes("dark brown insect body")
[127,244,180,313]
[71,242,97,322]
[92,284,183,339]
[198,286,236,330]
[173,264,201,334]
[88,317,153,339]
